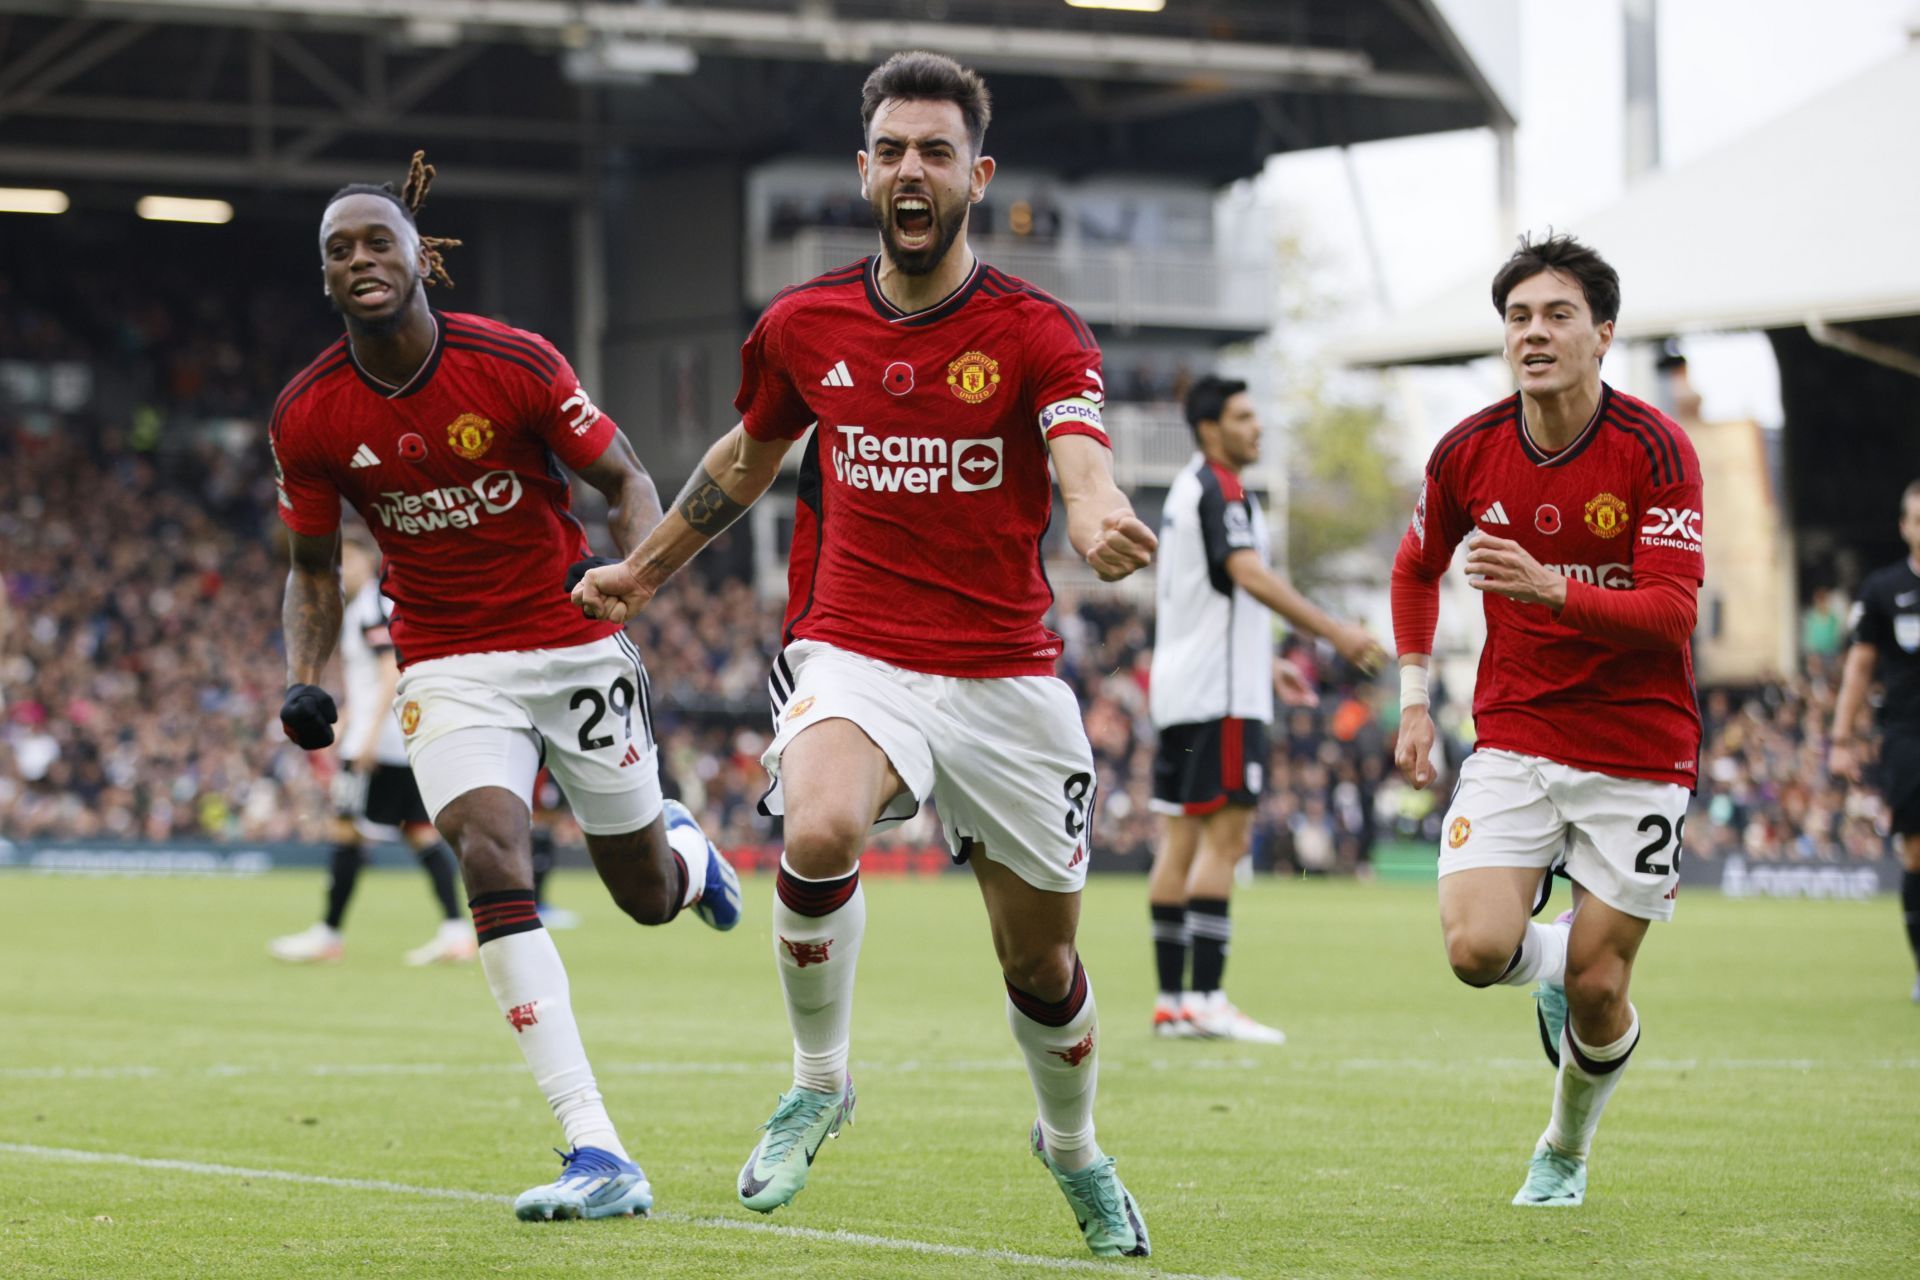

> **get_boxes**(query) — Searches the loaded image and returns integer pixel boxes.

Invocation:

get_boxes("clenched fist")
[1086,510,1157,581]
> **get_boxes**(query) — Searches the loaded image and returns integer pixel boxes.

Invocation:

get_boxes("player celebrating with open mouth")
[1392,234,1704,1208]
[271,151,741,1223]
[576,51,1156,1259]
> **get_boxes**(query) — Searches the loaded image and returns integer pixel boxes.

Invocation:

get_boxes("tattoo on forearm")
[283,571,343,684]
[675,466,750,536]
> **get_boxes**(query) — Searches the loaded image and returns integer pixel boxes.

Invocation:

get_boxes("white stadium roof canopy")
[1332,42,1920,367]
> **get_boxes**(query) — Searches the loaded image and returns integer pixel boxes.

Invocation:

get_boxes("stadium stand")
[0,258,1898,871]
[1,396,1893,873]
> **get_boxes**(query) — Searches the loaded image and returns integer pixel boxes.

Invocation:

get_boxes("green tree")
[1284,389,1411,593]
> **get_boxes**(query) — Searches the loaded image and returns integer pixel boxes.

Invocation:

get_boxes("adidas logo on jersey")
[617,742,641,768]
[1477,502,1510,525]
[820,360,854,388]
[350,444,381,469]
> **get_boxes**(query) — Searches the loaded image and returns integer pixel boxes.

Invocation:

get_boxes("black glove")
[566,555,620,594]
[280,683,338,749]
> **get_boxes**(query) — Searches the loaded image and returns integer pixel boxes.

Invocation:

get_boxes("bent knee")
[781,809,868,876]
[610,880,678,927]
[1563,963,1628,1014]
[1003,946,1078,1004]
[1444,929,1519,987]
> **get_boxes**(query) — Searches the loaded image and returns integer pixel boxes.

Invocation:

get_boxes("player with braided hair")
[271,152,743,1221]
[326,149,463,289]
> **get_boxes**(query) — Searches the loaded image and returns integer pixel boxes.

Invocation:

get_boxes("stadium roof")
[0,0,1512,198]
[1331,42,1920,367]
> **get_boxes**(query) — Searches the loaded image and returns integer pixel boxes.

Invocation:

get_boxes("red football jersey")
[737,256,1109,677]
[1398,385,1705,786]
[270,310,621,666]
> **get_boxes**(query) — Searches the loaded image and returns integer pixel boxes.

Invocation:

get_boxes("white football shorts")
[393,633,662,836]
[760,639,1098,894]
[1438,748,1690,922]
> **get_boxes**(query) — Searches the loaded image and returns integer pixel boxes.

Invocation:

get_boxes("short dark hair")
[1491,232,1620,325]
[1184,376,1248,438]
[860,51,992,152]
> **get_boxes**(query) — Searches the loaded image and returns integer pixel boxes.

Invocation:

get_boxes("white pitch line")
[0,1143,1236,1280]
[0,1056,1265,1082]
[5,1055,1915,1083]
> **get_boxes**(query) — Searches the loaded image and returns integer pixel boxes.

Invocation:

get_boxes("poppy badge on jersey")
[947,350,1001,404]
[447,413,495,461]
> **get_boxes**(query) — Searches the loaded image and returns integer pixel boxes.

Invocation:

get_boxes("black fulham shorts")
[1878,731,1920,836]
[1150,717,1269,816]
[335,764,432,829]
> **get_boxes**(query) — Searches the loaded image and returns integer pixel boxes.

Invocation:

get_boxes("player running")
[575,52,1155,1258]
[1147,375,1384,1042]
[270,151,741,1222]
[1391,234,1704,1208]
[1828,479,1920,1002]
[268,535,473,966]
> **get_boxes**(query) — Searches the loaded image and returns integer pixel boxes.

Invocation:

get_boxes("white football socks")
[1498,918,1570,987]
[1542,1005,1640,1160]
[478,927,627,1161]
[663,814,712,910]
[773,857,865,1094]
[1006,960,1101,1173]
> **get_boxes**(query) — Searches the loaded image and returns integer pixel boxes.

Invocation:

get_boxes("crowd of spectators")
[0,410,1906,873]
[1,224,331,424]
[0,224,1906,871]
[1,401,1905,874]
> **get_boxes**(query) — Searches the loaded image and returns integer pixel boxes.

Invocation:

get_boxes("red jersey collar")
[861,254,987,326]
[345,310,445,400]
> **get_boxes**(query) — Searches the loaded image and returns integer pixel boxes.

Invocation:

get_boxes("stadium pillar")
[600,157,750,486]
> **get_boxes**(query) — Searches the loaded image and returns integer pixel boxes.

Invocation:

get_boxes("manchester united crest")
[1583,492,1629,539]
[400,701,421,736]
[1448,816,1472,849]
[785,695,816,722]
[446,413,495,461]
[946,350,1001,404]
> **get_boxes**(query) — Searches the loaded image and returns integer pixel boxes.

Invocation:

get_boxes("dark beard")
[873,195,968,278]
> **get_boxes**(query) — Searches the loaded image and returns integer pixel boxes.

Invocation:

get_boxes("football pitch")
[2,872,1914,1279]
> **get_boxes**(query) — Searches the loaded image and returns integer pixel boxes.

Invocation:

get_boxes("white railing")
[1104,403,1193,489]
[750,228,1272,332]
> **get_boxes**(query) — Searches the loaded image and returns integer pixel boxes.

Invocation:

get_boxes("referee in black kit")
[1829,479,1920,1003]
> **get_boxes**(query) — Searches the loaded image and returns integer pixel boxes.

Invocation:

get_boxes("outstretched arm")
[574,423,793,622]
[283,529,343,686]
[571,429,664,557]
[1049,433,1156,580]
[280,529,344,749]
[1226,552,1385,673]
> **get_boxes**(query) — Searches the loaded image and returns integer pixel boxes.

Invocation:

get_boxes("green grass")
[1,872,1915,1278]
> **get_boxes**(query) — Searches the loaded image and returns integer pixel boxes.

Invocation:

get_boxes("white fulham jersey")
[1150,453,1274,728]
[339,582,408,766]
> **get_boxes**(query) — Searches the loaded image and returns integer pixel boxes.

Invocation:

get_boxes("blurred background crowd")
[0,397,1901,872]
